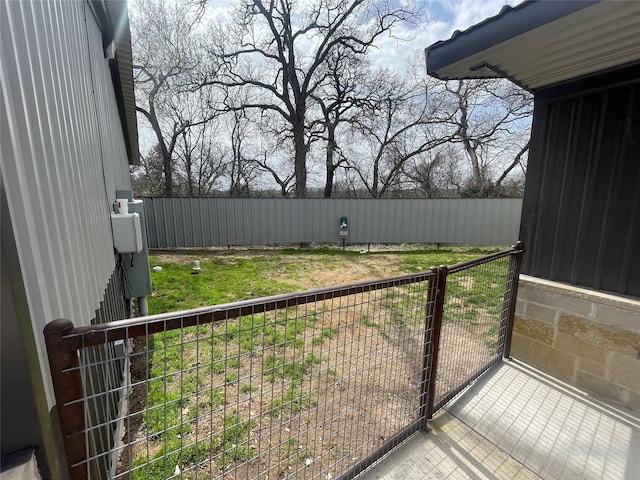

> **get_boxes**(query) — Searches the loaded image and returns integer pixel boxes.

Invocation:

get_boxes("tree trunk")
[323,125,337,198]
[160,141,173,197]
[293,120,307,198]
[463,139,482,188]
[147,113,173,197]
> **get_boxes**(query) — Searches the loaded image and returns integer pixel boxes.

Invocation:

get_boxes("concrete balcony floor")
[359,360,640,480]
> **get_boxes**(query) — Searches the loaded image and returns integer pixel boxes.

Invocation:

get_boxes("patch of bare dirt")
[117,250,502,479]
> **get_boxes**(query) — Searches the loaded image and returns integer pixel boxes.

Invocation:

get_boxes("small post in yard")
[43,319,88,480]
[501,241,525,359]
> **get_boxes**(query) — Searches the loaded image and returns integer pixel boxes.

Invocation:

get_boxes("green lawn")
[130,245,509,479]
[147,245,506,314]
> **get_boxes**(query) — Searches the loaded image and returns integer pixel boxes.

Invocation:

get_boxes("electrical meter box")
[114,193,153,299]
[111,212,143,253]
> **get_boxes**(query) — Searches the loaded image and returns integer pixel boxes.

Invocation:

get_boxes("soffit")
[426,0,640,90]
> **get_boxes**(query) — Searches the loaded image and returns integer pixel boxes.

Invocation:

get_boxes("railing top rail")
[447,241,524,274]
[52,268,438,349]
[48,242,524,350]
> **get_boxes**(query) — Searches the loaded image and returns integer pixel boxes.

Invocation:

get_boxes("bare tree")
[131,0,212,197]
[224,110,262,197]
[254,153,296,197]
[402,144,465,197]
[204,0,418,197]
[346,71,449,198]
[130,145,165,196]
[445,79,532,196]
[310,48,368,197]
[174,120,226,196]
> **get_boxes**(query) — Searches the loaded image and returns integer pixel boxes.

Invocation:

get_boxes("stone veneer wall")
[512,275,640,411]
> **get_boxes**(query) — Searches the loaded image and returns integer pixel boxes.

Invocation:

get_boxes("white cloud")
[200,0,524,74]
[446,0,523,33]
[368,0,526,74]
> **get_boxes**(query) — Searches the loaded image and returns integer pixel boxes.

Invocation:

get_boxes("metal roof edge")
[88,0,139,166]
[425,0,598,77]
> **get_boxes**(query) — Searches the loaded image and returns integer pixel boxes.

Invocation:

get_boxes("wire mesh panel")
[431,253,516,413]
[45,245,524,480]
[81,342,128,478]
[48,272,437,480]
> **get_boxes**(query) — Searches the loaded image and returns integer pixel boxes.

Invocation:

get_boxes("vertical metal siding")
[143,198,522,248]
[1,0,132,406]
[521,69,640,297]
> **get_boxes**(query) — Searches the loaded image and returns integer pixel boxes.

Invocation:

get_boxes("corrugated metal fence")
[143,198,522,247]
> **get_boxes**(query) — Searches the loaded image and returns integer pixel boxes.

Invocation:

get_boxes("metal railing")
[44,243,524,480]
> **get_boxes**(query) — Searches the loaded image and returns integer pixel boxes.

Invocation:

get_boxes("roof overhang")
[425,0,640,91]
[89,0,139,165]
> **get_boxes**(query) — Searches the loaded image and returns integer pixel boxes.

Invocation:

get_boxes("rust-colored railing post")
[425,265,448,421]
[419,268,438,430]
[501,241,525,360]
[44,319,88,480]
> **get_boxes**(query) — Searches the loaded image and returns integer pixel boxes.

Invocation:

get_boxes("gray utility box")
[115,192,152,299]
[111,213,143,253]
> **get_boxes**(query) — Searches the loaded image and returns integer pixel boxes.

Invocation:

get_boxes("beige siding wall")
[512,276,640,411]
[1,0,132,407]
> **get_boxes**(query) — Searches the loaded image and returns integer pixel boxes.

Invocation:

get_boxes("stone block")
[538,349,578,385]
[558,314,640,357]
[523,285,593,318]
[515,298,526,316]
[510,333,542,365]
[607,352,640,391]
[523,302,559,325]
[575,370,635,410]
[625,389,640,412]
[594,304,640,330]
[513,316,554,344]
[554,333,609,363]
[576,356,606,378]
[511,334,577,383]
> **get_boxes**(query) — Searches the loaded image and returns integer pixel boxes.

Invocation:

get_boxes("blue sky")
[204,0,524,74]
[136,0,526,154]
[368,0,524,72]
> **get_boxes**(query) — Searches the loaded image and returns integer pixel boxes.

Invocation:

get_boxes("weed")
[240,384,258,394]
[281,437,298,456]
[305,354,322,367]
[144,378,184,436]
[136,246,506,475]
[484,322,501,353]
[361,315,379,328]
[264,355,306,383]
[267,384,313,416]
[147,255,294,315]
[131,438,213,480]
[209,389,225,408]
[312,327,339,345]
[218,415,253,468]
